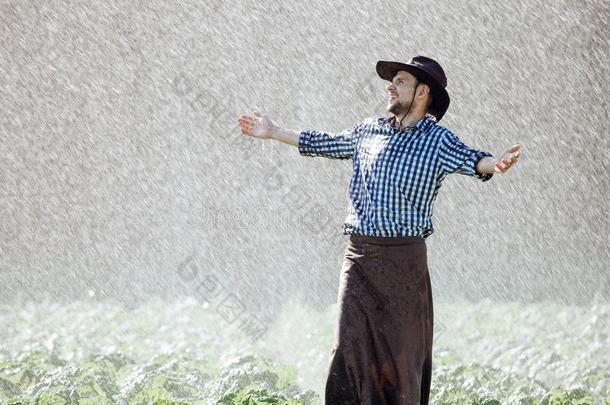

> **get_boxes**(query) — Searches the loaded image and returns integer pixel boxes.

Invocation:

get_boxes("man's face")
[385,70,420,116]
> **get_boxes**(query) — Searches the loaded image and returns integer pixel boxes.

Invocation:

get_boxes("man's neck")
[392,111,426,129]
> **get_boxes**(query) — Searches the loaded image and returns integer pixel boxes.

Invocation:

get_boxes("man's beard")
[387,99,412,116]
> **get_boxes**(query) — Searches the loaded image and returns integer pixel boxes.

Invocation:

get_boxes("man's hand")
[475,144,522,175]
[494,144,521,173]
[237,111,278,140]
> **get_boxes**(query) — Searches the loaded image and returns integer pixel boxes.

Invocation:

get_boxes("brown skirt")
[325,235,433,405]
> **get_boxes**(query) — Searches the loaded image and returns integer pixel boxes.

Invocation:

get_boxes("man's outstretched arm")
[439,131,522,181]
[237,111,358,159]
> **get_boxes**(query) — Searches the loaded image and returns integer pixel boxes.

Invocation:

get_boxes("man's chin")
[387,103,403,116]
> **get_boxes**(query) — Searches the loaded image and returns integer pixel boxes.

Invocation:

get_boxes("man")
[236,55,520,405]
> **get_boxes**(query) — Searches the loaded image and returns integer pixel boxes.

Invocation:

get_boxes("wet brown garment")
[325,235,433,405]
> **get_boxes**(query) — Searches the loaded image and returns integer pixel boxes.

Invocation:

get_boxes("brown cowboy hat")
[376,55,450,122]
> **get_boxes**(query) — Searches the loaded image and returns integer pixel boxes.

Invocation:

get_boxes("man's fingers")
[237,118,254,130]
[496,155,519,173]
[500,151,520,164]
[504,144,521,155]
[239,110,265,121]
[241,126,258,137]
[505,156,518,165]
[238,115,256,123]
[240,123,254,132]
[238,118,259,132]
[496,158,514,172]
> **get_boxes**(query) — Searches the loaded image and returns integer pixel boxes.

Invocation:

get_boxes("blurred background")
[1,0,608,318]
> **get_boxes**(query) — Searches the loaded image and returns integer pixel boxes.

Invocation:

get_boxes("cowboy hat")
[376,55,450,121]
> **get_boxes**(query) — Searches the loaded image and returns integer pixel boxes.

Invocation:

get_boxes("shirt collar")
[383,115,435,133]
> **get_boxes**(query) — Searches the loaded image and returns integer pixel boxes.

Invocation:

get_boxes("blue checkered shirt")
[298,115,494,238]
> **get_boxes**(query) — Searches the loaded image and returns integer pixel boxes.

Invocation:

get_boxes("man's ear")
[419,83,430,97]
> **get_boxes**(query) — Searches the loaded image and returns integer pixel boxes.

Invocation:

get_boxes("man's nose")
[386,83,395,91]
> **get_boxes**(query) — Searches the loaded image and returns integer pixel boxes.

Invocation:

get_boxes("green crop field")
[0,297,608,404]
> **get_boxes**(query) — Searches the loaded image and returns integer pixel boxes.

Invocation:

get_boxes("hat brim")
[376,60,450,122]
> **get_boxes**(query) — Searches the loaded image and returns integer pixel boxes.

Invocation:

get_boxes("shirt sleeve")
[298,123,360,160]
[439,131,494,182]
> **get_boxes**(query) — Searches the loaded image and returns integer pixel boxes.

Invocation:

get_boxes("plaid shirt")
[298,115,494,238]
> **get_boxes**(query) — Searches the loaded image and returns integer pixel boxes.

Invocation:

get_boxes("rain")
[0,0,608,403]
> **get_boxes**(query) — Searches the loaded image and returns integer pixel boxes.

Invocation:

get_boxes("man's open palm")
[495,144,521,173]
[237,112,277,140]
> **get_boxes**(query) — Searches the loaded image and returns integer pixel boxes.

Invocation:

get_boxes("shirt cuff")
[298,130,314,156]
